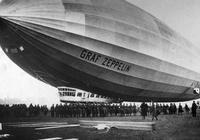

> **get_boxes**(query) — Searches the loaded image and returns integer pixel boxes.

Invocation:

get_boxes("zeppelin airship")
[0,0,200,102]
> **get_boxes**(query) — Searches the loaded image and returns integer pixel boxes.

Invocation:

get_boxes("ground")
[0,114,200,140]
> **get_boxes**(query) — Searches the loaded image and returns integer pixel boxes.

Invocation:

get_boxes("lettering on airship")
[80,49,101,63]
[80,49,131,72]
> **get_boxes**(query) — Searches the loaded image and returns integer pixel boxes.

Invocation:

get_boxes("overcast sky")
[0,0,200,106]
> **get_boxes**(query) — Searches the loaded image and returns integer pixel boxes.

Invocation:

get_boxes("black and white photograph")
[0,0,200,139]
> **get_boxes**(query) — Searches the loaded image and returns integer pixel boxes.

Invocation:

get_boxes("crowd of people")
[49,103,138,118]
[140,101,199,120]
[49,102,195,119]
[0,104,48,118]
[0,101,199,119]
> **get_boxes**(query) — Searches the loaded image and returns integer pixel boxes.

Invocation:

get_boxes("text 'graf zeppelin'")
[80,49,131,72]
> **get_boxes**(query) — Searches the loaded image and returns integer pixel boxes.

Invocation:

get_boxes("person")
[178,103,184,115]
[28,103,34,117]
[184,104,190,114]
[191,101,197,117]
[169,103,173,114]
[132,103,137,116]
[151,103,158,121]
[172,104,177,114]
[50,104,55,117]
[140,102,148,119]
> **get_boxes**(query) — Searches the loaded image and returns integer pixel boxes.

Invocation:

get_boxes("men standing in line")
[151,103,158,121]
[132,103,137,116]
[192,101,197,117]
[140,102,148,119]
[184,104,190,114]
[50,104,55,117]
[151,103,161,121]
[178,103,184,115]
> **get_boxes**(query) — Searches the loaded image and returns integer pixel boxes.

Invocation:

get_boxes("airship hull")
[0,0,200,102]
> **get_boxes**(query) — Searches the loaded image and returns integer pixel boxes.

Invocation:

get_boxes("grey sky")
[0,0,200,106]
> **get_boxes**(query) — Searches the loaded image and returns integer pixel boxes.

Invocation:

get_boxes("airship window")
[67,89,75,92]
[67,92,71,96]
[90,94,94,98]
[71,92,76,97]
[96,95,99,98]
[59,92,63,96]
[77,92,82,97]
[66,92,69,96]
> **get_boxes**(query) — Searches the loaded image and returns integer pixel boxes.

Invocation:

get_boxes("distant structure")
[58,87,114,103]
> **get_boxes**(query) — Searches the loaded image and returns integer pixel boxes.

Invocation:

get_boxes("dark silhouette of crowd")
[139,102,199,120]
[0,104,48,119]
[50,103,138,118]
[0,102,199,120]
[192,101,198,117]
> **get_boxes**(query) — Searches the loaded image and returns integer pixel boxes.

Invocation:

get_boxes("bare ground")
[1,114,200,140]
